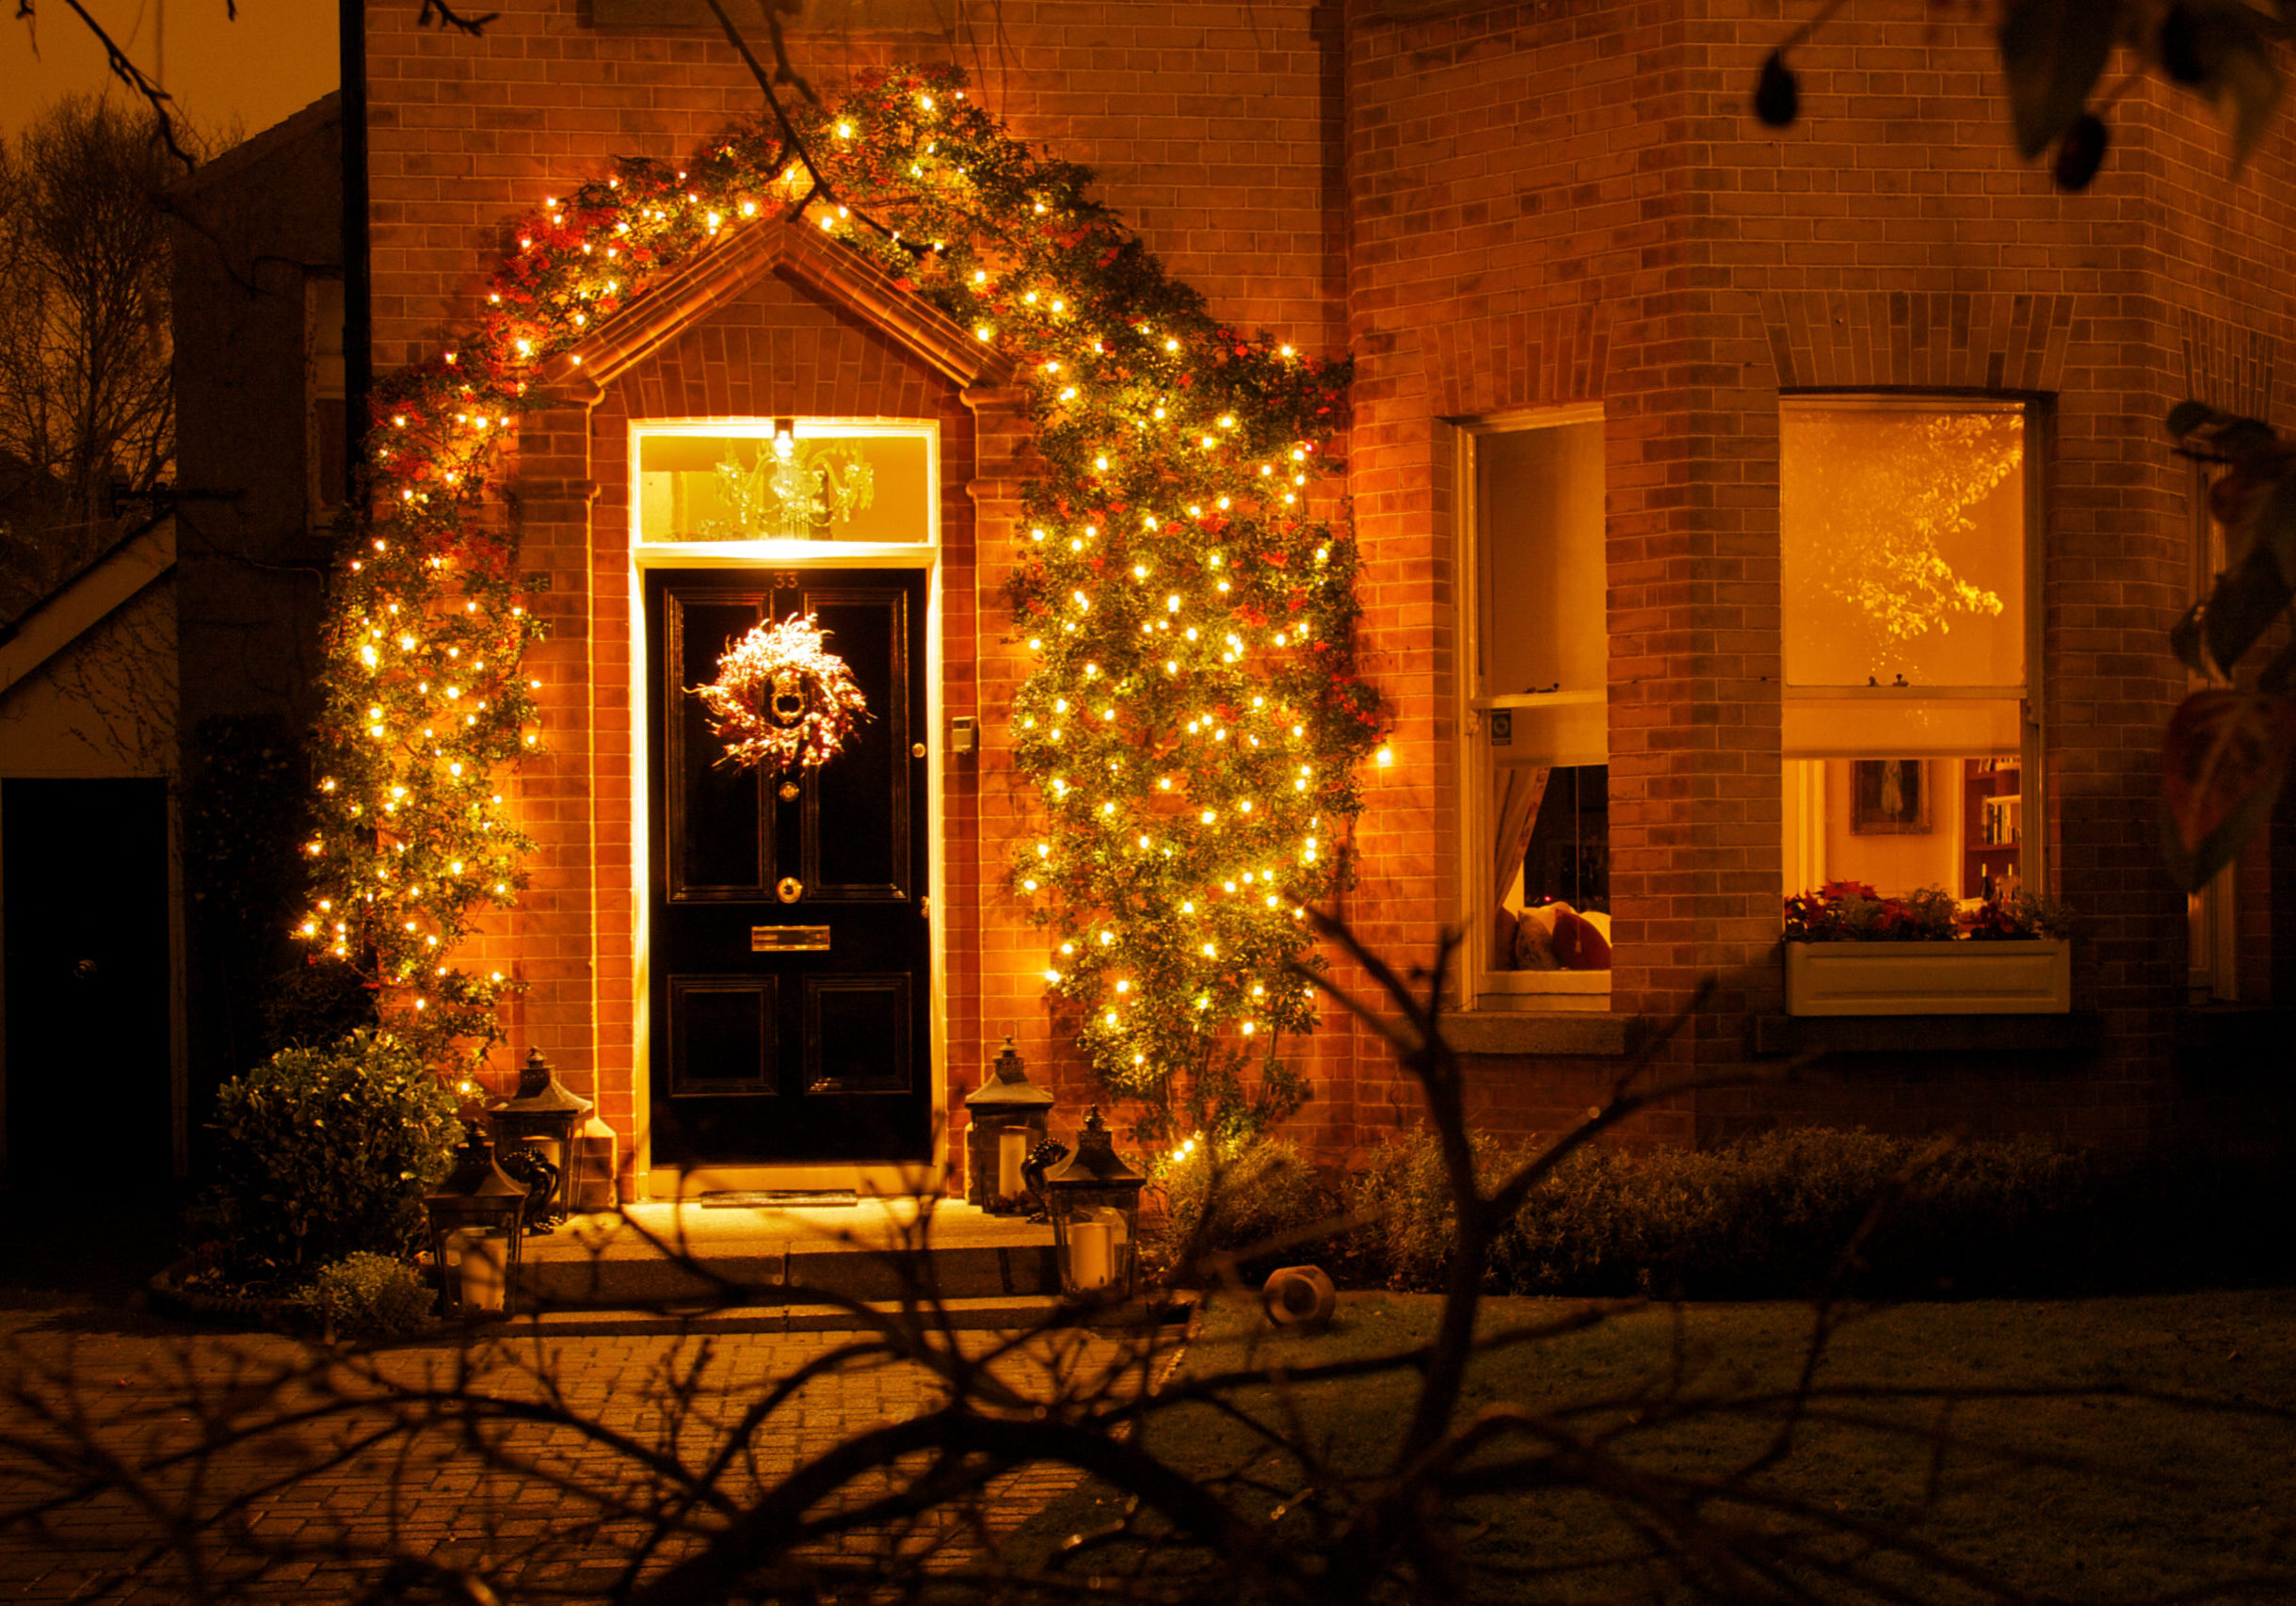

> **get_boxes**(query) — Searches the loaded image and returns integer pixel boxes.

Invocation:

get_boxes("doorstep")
[513,1197,1061,1309]
[507,1294,1076,1338]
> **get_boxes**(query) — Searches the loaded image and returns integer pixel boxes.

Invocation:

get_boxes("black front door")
[646,567,931,1166]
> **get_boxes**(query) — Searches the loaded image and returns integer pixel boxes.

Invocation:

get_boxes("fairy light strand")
[297,65,1381,1115]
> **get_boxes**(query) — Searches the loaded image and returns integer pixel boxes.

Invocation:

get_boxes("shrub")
[297,1252,433,1342]
[193,1031,460,1282]
[1344,1126,2158,1299]
[1156,1137,1340,1276]
[1348,1127,1536,1292]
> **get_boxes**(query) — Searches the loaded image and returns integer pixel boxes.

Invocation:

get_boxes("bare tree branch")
[12,0,201,169]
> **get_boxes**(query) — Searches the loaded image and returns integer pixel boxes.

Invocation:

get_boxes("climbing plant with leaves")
[299,65,1374,1113]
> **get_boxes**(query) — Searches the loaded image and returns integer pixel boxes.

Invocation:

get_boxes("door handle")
[777,876,804,904]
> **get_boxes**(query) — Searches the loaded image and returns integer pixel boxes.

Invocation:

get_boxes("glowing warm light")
[308,71,1370,1112]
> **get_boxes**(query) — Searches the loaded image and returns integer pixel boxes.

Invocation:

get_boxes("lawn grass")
[1006,1289,2296,1601]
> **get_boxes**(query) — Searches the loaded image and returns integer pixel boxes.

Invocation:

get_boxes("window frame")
[1776,389,2051,910]
[1451,401,1612,1013]
[627,417,940,560]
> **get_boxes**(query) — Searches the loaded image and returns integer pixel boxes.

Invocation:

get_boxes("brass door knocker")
[769,669,805,725]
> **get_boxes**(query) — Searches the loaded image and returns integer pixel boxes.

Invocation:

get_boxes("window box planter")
[1783,939,2070,1017]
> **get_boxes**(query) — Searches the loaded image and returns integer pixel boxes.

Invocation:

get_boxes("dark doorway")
[646,568,932,1166]
[3,779,174,1186]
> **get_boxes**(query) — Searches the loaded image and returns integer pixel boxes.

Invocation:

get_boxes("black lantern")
[423,1125,529,1317]
[488,1048,595,1228]
[1043,1106,1146,1299]
[963,1036,1055,1213]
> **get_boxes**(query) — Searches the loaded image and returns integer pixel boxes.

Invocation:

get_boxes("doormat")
[698,1190,859,1209]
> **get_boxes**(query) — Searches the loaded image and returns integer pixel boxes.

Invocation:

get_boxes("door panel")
[804,975,912,1095]
[803,589,908,900]
[666,976,777,1098]
[647,567,930,1166]
[669,595,776,899]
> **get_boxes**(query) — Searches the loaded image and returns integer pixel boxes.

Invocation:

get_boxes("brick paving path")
[0,1309,1176,1602]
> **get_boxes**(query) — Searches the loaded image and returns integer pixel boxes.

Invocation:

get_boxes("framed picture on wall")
[1850,759,1931,835]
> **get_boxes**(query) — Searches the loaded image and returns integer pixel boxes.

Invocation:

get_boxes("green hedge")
[1157,1126,2292,1298]
[1354,1127,2290,1298]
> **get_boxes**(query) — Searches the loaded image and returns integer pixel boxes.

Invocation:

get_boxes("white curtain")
[1492,764,1550,909]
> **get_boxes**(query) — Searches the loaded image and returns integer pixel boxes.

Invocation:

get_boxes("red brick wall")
[364,2,1354,1180]
[1684,8,2294,1146]
[1341,0,2296,1152]
[1341,1,1702,1150]
[365,2,1341,365]
[363,0,2296,1175]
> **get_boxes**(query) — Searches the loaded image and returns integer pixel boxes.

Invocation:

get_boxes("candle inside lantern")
[997,1129,1028,1198]
[451,1229,506,1313]
[1068,1219,1114,1291]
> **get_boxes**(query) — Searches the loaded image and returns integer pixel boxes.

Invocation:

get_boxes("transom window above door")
[633,421,936,550]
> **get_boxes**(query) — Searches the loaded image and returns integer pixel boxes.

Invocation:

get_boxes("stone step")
[509,1198,1066,1309]
[507,1295,1063,1337]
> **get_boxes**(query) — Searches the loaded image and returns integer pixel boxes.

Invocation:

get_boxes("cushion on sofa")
[1549,905,1613,971]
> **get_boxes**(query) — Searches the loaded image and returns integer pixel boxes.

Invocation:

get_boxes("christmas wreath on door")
[693,614,871,774]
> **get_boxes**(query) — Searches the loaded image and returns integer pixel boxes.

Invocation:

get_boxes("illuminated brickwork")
[353,1,2296,1183]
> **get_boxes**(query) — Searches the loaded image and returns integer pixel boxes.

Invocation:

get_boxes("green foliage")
[312,63,1372,1102]
[1169,1044,1310,1152]
[1345,1126,1539,1293]
[1343,1126,2288,1300]
[296,1251,433,1342]
[1156,1137,1336,1271]
[193,1031,461,1281]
